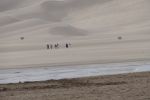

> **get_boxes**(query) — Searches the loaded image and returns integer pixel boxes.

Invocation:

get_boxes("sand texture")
[0,0,150,69]
[0,72,150,100]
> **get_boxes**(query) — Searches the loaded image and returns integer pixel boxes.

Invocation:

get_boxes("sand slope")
[0,0,150,69]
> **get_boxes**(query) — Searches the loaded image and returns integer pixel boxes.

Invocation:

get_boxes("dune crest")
[0,0,150,69]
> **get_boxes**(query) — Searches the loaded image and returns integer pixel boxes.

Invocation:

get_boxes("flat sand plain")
[0,72,150,100]
[0,0,150,69]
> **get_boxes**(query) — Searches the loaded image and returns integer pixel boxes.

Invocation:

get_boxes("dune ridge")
[0,0,150,69]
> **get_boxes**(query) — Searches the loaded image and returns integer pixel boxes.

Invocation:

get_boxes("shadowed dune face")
[1,0,113,22]
[0,0,38,12]
[40,0,68,21]
[40,0,112,21]
[0,0,150,39]
[0,0,23,12]
[66,0,113,10]
[50,25,87,37]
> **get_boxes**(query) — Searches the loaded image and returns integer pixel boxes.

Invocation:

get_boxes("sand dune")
[0,0,38,12]
[0,15,20,26]
[0,18,48,34]
[0,0,150,69]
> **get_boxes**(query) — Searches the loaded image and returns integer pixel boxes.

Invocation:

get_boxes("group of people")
[46,43,71,50]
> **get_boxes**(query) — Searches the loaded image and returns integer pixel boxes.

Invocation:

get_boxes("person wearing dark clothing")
[66,43,69,48]
[54,43,59,49]
[46,44,49,49]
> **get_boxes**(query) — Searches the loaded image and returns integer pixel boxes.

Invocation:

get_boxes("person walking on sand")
[46,44,49,49]
[66,43,69,48]
[54,43,59,49]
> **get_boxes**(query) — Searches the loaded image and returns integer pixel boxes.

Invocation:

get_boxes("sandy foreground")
[0,72,150,100]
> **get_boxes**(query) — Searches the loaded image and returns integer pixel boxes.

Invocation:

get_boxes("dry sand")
[0,1,150,99]
[0,0,150,69]
[0,72,150,100]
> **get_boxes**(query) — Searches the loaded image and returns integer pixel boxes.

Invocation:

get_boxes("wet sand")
[1,62,150,84]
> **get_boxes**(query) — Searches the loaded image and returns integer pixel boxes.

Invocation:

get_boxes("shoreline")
[0,71,149,86]
[1,61,150,84]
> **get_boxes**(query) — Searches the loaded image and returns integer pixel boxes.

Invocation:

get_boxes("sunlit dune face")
[0,0,150,70]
